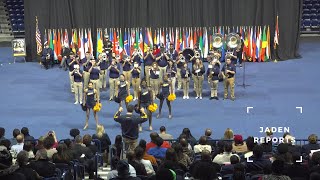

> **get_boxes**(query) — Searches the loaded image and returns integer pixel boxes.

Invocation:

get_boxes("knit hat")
[234,135,243,144]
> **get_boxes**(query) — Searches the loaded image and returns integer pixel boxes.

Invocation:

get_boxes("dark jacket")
[245,157,272,174]
[0,164,26,180]
[71,144,94,160]
[285,163,309,179]
[28,159,56,178]
[128,160,147,176]
[301,143,320,154]
[189,160,218,180]
[16,166,39,180]
[92,133,112,152]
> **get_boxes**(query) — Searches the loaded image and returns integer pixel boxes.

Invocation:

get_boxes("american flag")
[35,17,42,55]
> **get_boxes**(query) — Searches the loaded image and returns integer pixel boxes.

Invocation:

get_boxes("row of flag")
[36,17,279,62]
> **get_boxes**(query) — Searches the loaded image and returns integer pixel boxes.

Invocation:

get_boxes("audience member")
[233,163,246,180]
[110,160,140,180]
[205,128,216,149]
[302,134,320,155]
[310,151,320,174]
[23,141,35,159]
[0,139,11,150]
[245,144,271,174]
[179,138,194,160]
[52,143,73,164]
[11,133,24,156]
[222,128,234,140]
[178,128,197,147]
[108,156,137,179]
[159,148,187,172]
[10,129,20,147]
[92,124,111,162]
[83,134,98,155]
[262,160,291,180]
[284,134,301,154]
[310,172,320,180]
[244,136,256,158]
[158,126,173,140]
[134,146,155,176]
[71,135,93,160]
[69,128,80,139]
[156,168,184,180]
[147,136,168,159]
[21,127,35,142]
[64,139,73,149]
[172,143,191,168]
[0,146,26,180]
[43,135,57,159]
[138,139,158,166]
[285,152,309,179]
[190,150,218,180]
[272,143,293,164]
[213,142,239,165]
[220,155,240,176]
[127,151,148,176]
[112,135,123,159]
[0,127,6,142]
[232,135,248,153]
[194,136,212,154]
[261,129,273,153]
[33,136,44,154]
[16,151,40,180]
[28,149,56,178]
[146,132,170,152]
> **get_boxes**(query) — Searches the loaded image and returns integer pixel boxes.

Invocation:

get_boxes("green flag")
[49,29,54,50]
[135,29,139,49]
[199,29,203,55]
[119,30,124,54]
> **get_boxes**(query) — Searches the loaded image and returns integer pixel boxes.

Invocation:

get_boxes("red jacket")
[146,141,171,152]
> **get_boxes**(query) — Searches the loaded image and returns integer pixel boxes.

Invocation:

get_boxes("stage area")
[0,37,319,141]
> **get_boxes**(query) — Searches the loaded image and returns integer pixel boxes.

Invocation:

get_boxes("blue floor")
[1,39,320,142]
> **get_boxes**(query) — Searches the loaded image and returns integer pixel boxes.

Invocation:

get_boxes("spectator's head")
[230,155,240,164]
[310,172,320,180]
[224,142,233,153]
[138,139,147,151]
[96,124,105,138]
[311,151,320,165]
[223,128,234,140]
[116,160,130,177]
[75,135,83,144]
[16,133,24,144]
[160,126,166,133]
[12,128,20,138]
[271,160,285,175]
[16,150,29,166]
[0,139,10,150]
[308,134,318,144]
[126,151,135,162]
[43,135,55,150]
[277,143,289,154]
[64,139,72,149]
[23,141,33,152]
[155,137,164,147]
[284,135,295,145]
[56,143,68,155]
[134,146,144,160]
[21,127,30,136]
[234,135,243,145]
[35,149,48,160]
[82,134,92,147]
[233,163,245,180]
[127,104,134,113]
[150,132,159,143]
[201,150,211,161]
[0,148,12,167]
[182,128,192,138]
[115,135,122,146]
[266,128,273,137]
[156,168,176,180]
[70,128,80,139]
[283,132,290,138]
[205,128,212,137]
[198,136,208,145]
[0,127,5,139]
[179,138,188,148]
[165,148,177,162]
[217,140,225,154]
[246,136,255,151]
[253,144,264,159]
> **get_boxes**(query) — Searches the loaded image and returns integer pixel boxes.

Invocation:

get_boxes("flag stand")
[237,59,251,88]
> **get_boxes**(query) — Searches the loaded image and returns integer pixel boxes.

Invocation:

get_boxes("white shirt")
[212,152,239,165]
[194,144,212,154]
[139,159,155,176]
[11,143,24,155]
[107,164,136,179]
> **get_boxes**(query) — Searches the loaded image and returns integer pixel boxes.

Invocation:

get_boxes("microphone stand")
[237,54,251,88]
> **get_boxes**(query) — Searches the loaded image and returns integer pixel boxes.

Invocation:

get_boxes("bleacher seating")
[5,0,24,34]
[301,0,320,33]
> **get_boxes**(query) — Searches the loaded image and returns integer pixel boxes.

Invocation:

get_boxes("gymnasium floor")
[0,37,319,142]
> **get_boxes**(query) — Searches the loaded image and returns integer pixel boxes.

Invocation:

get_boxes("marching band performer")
[115,74,130,108]
[181,62,191,99]
[226,47,238,65]
[81,52,93,89]
[131,62,141,101]
[168,43,178,62]
[89,59,101,99]
[143,46,155,87]
[131,46,143,66]
[103,34,113,59]
[206,58,221,100]
[122,56,133,88]
[155,45,170,82]
[107,59,120,101]
[157,75,173,119]
[176,52,184,90]
[222,56,236,101]
[67,52,79,93]
[71,64,83,104]
[83,82,99,130]
[60,44,71,71]
[149,62,160,100]
[192,58,205,99]
[98,52,109,91]
[41,43,54,70]
[138,79,154,131]
[166,59,177,93]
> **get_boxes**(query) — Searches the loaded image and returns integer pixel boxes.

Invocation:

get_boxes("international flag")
[274,14,279,49]
[130,28,135,55]
[157,28,160,46]
[193,28,197,47]
[135,28,139,50]
[154,29,157,47]
[118,29,124,56]
[124,29,129,55]
[179,28,182,51]
[261,26,267,61]
[80,29,85,59]
[97,28,103,57]
[139,29,144,56]
[203,28,209,58]
[35,17,42,55]
[144,28,149,52]
[252,27,256,62]
[256,26,261,61]
[53,29,58,60]
[266,26,271,60]
[220,27,226,62]
[84,29,88,53]
[88,29,93,55]
[175,28,179,51]
[185,28,189,48]
[148,28,153,48]
[189,28,193,49]
[57,29,62,61]
[166,29,170,50]
[199,28,203,56]
[113,28,117,54]
[43,29,47,47]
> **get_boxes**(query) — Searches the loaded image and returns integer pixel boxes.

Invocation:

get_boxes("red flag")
[193,28,197,46]
[57,29,62,61]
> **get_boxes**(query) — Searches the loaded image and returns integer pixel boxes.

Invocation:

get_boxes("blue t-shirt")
[90,68,100,80]
[72,70,83,82]
[132,68,140,78]
[147,147,168,159]
[122,61,132,71]
[144,54,154,66]
[157,55,168,67]
[222,63,236,78]
[109,64,120,78]
[99,60,109,70]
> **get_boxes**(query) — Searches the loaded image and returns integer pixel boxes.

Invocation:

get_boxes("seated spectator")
[159,148,187,172]
[222,128,234,140]
[262,160,291,180]
[33,136,45,154]
[190,150,218,180]
[194,136,212,154]
[284,134,301,154]
[108,157,136,179]
[71,135,93,160]
[179,138,194,160]
[10,129,20,147]
[244,136,256,158]
[52,143,73,164]
[159,126,174,140]
[0,146,26,180]
[172,143,191,169]
[213,142,239,165]
[0,127,6,142]
[232,163,246,180]
[156,168,184,180]
[147,137,168,159]
[232,135,248,153]
[221,155,240,176]
[127,151,148,176]
[134,146,155,176]
[285,152,309,179]
[310,172,320,180]
[245,144,271,174]
[212,140,225,160]
[83,134,98,155]
[302,134,320,155]
[23,141,35,159]
[92,124,111,162]
[272,143,293,164]
[0,139,11,151]
[178,128,197,147]
[146,132,170,152]
[310,151,320,174]
[138,139,158,166]
[110,160,140,180]
[11,133,24,156]
[21,127,35,142]
[111,135,123,159]
[205,128,216,149]
[64,139,73,149]
[28,149,56,178]
[261,129,273,153]
[16,151,40,180]
[43,135,57,159]
[69,128,80,139]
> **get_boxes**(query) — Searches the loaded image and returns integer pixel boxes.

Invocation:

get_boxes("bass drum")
[182,48,195,62]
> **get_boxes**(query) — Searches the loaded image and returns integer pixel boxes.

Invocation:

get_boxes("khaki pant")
[123,137,138,152]
[109,78,118,98]
[123,70,132,88]
[132,78,141,99]
[194,75,204,97]
[159,66,167,82]
[73,82,83,103]
[176,68,182,89]
[150,78,160,99]
[209,79,219,97]
[192,74,197,92]
[68,71,74,92]
[145,65,151,86]
[83,71,90,89]
[169,77,176,94]
[182,78,190,97]
[90,79,100,99]
[224,77,235,99]
[99,70,107,89]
